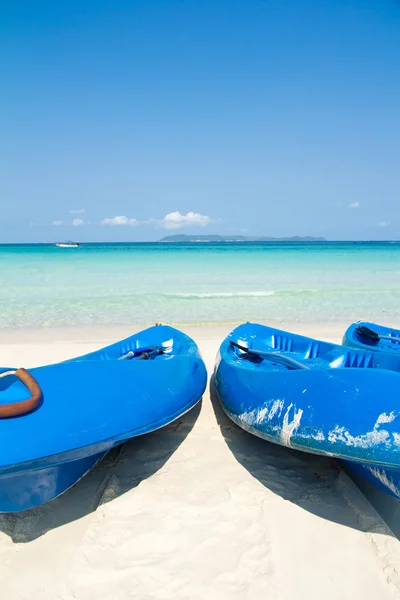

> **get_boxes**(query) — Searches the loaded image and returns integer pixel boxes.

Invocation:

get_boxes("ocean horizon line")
[1,239,400,246]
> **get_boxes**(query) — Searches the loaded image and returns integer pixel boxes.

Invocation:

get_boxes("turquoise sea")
[1,242,399,329]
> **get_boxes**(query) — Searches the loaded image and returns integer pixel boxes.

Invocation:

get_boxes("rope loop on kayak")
[0,370,17,379]
[0,368,42,418]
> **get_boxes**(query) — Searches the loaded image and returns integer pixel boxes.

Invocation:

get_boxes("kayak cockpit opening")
[118,338,174,361]
[229,334,378,372]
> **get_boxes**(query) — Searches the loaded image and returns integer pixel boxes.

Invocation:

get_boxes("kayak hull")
[0,452,105,513]
[215,322,400,499]
[0,325,207,512]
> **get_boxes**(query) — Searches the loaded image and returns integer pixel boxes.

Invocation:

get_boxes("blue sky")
[1,0,400,242]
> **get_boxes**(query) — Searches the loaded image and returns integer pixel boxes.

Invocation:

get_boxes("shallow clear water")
[1,242,399,328]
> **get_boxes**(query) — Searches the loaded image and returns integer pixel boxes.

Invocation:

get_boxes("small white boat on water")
[55,242,81,248]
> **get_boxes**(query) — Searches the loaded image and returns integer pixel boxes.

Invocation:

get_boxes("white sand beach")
[1,323,400,600]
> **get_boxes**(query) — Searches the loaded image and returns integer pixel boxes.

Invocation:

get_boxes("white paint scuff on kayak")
[267,399,285,421]
[367,466,400,498]
[328,412,400,449]
[239,398,285,427]
[280,403,303,448]
[376,411,396,426]
[238,399,305,447]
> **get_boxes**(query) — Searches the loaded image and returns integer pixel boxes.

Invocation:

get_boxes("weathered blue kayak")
[0,325,206,512]
[344,321,400,355]
[214,322,400,499]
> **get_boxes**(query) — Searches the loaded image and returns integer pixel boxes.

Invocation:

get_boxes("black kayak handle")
[355,325,400,344]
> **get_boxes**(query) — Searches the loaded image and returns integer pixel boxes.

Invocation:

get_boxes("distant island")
[159,234,326,243]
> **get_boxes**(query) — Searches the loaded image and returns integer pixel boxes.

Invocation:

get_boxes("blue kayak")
[0,325,206,512]
[344,321,400,355]
[214,322,400,499]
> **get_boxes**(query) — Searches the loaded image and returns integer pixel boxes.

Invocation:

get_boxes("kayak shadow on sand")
[209,377,396,537]
[0,400,202,544]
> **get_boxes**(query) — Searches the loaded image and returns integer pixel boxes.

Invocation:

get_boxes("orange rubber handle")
[0,368,42,418]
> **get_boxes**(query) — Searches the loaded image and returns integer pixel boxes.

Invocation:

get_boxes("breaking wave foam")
[159,289,318,300]
[164,291,276,299]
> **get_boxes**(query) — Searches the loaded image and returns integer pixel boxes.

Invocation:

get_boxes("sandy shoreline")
[0,321,346,367]
[1,323,400,599]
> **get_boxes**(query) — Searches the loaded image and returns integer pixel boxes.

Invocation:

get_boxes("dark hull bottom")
[341,460,400,500]
[0,452,106,512]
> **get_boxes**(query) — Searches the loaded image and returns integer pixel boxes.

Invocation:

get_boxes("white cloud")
[52,220,63,226]
[72,218,85,226]
[101,215,137,226]
[70,209,85,214]
[99,211,213,229]
[377,221,390,228]
[158,211,213,230]
[348,202,360,209]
